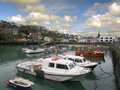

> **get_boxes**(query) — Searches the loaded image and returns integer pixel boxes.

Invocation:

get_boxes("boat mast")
[38,26,39,46]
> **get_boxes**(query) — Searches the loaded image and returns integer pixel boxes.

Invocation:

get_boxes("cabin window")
[56,64,68,69]
[75,58,82,62]
[68,58,74,61]
[49,63,54,68]
[69,63,75,69]
[83,58,86,62]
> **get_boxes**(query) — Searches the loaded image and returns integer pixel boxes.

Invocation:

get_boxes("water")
[0,45,115,90]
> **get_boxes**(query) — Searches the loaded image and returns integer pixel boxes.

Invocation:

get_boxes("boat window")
[69,63,75,69]
[68,58,74,61]
[83,58,86,62]
[48,63,54,68]
[56,64,68,69]
[75,58,82,62]
[73,62,76,66]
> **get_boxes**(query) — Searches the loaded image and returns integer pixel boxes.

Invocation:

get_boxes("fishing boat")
[16,57,91,82]
[75,50,104,58]
[6,77,34,88]
[58,54,99,69]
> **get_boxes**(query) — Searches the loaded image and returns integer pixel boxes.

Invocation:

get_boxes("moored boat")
[6,77,34,88]
[75,50,104,58]
[58,54,99,69]
[25,48,45,54]
[16,57,91,82]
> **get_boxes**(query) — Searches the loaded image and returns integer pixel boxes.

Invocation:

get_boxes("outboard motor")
[35,70,44,79]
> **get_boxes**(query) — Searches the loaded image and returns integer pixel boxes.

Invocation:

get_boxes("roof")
[44,57,73,65]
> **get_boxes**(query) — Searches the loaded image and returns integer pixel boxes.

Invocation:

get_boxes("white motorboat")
[58,54,99,69]
[16,57,91,82]
[24,47,45,54]
[6,77,34,88]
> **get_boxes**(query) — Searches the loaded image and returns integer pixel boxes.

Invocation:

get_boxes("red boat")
[75,50,104,58]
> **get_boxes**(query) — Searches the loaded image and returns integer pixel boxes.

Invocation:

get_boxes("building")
[0,28,19,35]
[114,36,120,43]
[99,35,115,43]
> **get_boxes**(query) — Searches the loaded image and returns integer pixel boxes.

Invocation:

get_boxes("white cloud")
[85,15,102,28]
[22,5,45,13]
[83,2,109,16]
[64,16,76,22]
[108,3,120,16]
[7,15,25,24]
[84,2,120,36]
[1,0,77,34]
[7,12,76,34]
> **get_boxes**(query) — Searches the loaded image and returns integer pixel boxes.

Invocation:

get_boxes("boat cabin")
[58,54,87,63]
[41,57,76,70]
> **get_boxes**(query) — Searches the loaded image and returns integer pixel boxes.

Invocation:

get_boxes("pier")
[110,44,120,90]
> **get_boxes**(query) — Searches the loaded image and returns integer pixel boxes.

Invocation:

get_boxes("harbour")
[0,45,115,90]
[0,0,120,90]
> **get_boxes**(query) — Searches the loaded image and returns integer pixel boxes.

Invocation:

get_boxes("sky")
[0,0,120,36]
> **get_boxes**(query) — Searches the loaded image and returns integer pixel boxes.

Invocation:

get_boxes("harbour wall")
[0,41,109,45]
[110,44,120,90]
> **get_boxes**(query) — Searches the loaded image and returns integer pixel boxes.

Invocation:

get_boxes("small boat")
[6,77,34,88]
[21,48,29,51]
[58,54,99,69]
[16,57,91,82]
[25,48,45,54]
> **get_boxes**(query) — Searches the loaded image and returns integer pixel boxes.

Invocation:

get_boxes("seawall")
[110,44,120,90]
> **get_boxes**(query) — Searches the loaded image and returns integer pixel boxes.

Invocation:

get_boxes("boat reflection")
[26,53,45,59]
[85,72,99,80]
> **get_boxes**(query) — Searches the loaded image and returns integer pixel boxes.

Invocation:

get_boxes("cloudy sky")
[0,0,120,36]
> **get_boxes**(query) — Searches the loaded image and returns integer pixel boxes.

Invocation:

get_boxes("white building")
[114,36,120,43]
[99,35,115,43]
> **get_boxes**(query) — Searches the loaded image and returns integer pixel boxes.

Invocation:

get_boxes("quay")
[110,44,120,90]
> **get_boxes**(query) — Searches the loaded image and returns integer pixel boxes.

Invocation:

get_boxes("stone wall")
[110,44,120,90]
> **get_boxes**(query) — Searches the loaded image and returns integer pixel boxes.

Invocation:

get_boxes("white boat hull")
[16,67,86,82]
[25,49,44,54]
[78,63,98,69]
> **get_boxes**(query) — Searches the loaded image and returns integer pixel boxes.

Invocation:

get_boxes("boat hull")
[16,67,86,82]
[82,65,98,70]
[6,80,31,88]
[78,64,98,69]
[75,51,104,58]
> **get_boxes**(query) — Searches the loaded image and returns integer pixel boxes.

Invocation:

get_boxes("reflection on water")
[0,45,115,90]
[85,72,99,80]
[0,45,27,63]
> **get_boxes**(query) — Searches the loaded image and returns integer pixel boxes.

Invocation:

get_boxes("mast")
[38,26,40,46]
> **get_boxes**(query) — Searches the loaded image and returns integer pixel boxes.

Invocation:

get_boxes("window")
[106,40,108,42]
[69,63,75,69]
[106,37,108,39]
[49,63,54,68]
[101,37,103,39]
[68,58,74,61]
[101,40,103,42]
[110,40,112,42]
[75,58,82,62]
[83,58,86,62]
[110,37,112,39]
[56,64,68,69]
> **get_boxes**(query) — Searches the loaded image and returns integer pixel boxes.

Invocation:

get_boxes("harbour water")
[0,45,115,90]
